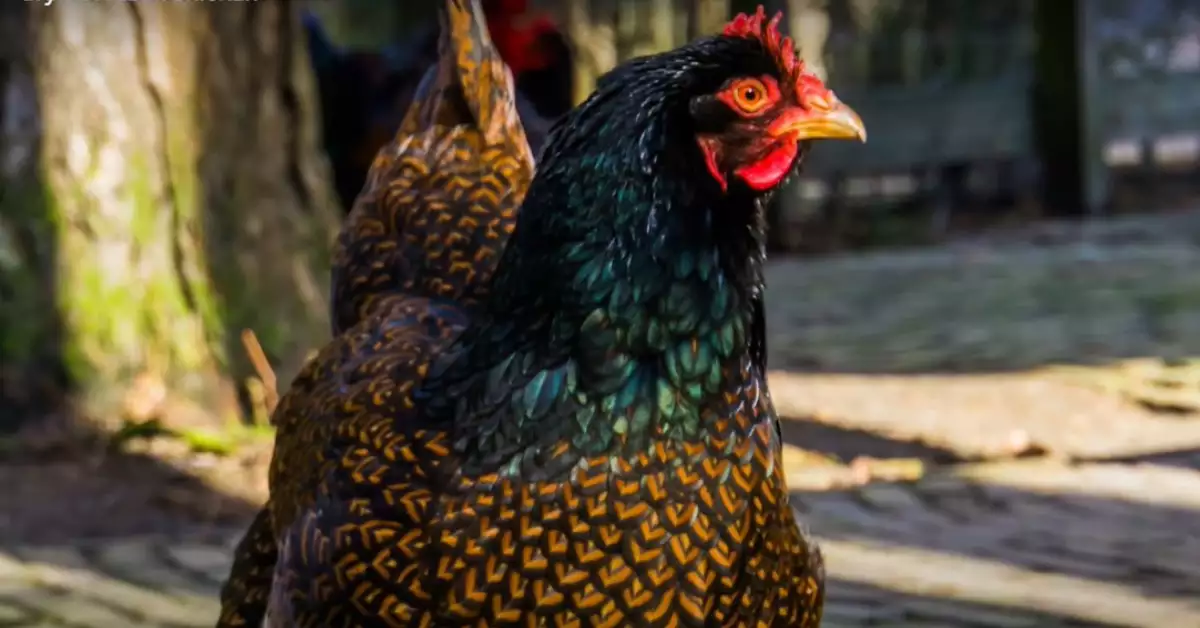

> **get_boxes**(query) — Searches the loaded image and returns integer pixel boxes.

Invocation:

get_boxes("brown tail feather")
[398,0,530,153]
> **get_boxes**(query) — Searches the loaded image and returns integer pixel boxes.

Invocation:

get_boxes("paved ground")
[2,456,1198,627]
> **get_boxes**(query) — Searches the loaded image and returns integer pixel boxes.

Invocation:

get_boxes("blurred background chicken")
[303,0,571,212]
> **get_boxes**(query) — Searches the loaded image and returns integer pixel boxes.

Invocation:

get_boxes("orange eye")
[730,78,770,114]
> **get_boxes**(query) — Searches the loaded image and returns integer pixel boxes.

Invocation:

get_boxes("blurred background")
[1,0,1199,626]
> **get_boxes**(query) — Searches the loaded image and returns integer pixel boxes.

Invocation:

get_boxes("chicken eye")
[728,78,771,115]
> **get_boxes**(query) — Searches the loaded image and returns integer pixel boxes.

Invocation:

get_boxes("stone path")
[2,458,1198,627]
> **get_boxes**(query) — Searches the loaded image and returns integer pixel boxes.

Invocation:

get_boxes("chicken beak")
[768,100,867,143]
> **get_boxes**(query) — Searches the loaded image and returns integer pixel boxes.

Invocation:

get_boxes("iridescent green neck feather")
[421,41,774,476]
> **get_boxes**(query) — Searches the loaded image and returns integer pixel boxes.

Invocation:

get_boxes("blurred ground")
[4,211,1200,625]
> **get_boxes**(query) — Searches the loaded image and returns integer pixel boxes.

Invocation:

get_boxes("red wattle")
[734,142,799,191]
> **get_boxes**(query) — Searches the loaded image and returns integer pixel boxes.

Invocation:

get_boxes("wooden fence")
[1079,0,1200,215]
[769,0,1041,249]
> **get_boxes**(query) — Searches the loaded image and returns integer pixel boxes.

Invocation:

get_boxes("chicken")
[303,5,560,213]
[260,5,866,626]
[214,1,535,625]
[483,0,574,121]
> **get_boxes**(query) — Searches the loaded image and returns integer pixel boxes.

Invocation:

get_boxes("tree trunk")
[0,2,339,431]
[616,0,675,61]
[566,0,617,105]
[789,0,832,81]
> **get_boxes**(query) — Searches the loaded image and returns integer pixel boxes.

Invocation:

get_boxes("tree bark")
[615,0,675,61]
[688,0,731,40]
[566,0,617,105]
[0,2,339,430]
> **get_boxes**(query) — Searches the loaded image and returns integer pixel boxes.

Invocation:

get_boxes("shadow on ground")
[0,440,260,545]
[793,459,1200,626]
[1078,446,1200,471]
[823,579,1133,627]
[778,414,966,463]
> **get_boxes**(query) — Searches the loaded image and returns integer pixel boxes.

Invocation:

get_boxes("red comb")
[723,6,802,80]
[724,5,835,106]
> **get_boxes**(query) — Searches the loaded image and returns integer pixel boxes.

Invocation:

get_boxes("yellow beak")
[768,101,867,143]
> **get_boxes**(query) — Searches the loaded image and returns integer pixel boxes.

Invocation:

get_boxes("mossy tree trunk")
[0,2,339,431]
